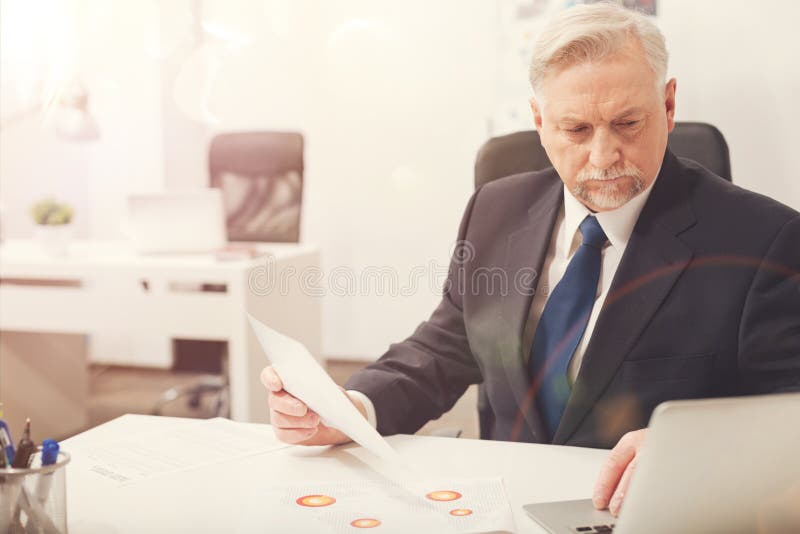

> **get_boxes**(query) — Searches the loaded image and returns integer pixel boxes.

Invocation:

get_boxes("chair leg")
[152,376,229,417]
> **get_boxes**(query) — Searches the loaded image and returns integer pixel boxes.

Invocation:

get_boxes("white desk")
[63,415,607,534]
[0,240,321,436]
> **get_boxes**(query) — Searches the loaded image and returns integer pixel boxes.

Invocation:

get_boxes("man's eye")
[567,126,588,133]
[617,120,640,128]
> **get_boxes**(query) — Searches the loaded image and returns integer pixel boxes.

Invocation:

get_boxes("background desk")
[0,240,321,438]
[63,415,607,533]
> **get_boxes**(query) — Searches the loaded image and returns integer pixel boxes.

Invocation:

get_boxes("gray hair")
[529,2,668,96]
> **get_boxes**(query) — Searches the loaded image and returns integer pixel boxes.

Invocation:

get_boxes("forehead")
[540,50,659,121]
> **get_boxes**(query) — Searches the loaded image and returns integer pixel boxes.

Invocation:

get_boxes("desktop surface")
[62,415,607,533]
[0,240,323,427]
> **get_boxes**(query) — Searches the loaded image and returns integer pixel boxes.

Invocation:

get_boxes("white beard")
[573,176,645,210]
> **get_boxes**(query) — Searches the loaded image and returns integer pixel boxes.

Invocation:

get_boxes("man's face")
[530,39,677,212]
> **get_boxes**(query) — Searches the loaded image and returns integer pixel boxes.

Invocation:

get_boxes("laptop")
[524,393,800,534]
[127,190,227,254]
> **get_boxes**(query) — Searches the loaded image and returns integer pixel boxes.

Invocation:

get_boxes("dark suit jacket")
[345,150,800,449]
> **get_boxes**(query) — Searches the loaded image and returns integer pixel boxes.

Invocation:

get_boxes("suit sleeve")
[344,189,485,435]
[738,214,800,394]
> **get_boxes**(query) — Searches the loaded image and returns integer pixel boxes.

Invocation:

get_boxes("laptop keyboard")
[572,524,615,533]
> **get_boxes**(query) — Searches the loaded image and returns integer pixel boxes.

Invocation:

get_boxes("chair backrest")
[209,131,304,243]
[474,121,731,189]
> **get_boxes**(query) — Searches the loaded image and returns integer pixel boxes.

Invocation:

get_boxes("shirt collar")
[562,166,660,252]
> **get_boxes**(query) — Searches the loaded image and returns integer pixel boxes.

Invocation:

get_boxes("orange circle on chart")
[449,508,473,517]
[426,490,462,502]
[350,518,381,528]
[296,494,336,507]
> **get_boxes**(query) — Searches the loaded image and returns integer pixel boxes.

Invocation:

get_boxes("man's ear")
[664,78,677,132]
[530,96,543,130]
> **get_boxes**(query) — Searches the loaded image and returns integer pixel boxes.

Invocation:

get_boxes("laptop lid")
[615,393,800,533]
[127,190,227,254]
[523,393,800,534]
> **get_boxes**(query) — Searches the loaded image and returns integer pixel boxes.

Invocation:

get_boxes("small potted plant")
[30,198,74,256]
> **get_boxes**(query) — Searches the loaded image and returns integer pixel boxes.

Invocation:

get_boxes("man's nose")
[588,128,621,170]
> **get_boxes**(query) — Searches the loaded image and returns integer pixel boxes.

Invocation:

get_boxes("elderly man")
[262,2,800,517]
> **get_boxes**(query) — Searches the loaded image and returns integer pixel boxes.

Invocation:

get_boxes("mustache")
[576,163,644,182]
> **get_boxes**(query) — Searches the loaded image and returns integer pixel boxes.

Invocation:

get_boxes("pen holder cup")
[0,450,71,534]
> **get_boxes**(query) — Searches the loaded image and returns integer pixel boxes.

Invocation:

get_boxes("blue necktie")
[529,215,607,439]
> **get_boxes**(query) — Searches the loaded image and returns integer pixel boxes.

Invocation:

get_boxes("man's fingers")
[263,374,357,448]
[268,390,308,417]
[274,426,318,444]
[592,436,637,509]
[609,459,637,516]
[271,409,320,430]
[260,366,283,392]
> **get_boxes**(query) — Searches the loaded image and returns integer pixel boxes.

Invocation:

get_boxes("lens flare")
[350,518,381,528]
[296,494,336,507]
[426,490,462,502]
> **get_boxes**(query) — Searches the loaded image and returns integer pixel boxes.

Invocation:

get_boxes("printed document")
[67,417,287,487]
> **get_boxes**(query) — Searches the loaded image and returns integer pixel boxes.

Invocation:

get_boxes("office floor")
[87,360,480,439]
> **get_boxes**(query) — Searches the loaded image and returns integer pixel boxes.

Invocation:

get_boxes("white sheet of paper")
[236,477,516,534]
[67,417,288,487]
[248,314,404,465]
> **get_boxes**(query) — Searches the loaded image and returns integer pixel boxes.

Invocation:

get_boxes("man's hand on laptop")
[261,366,366,446]
[592,428,648,517]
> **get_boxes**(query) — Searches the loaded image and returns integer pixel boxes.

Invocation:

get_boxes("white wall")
[84,7,166,240]
[0,117,93,239]
[201,0,497,358]
[0,1,165,239]
[1,0,798,362]
[659,0,800,210]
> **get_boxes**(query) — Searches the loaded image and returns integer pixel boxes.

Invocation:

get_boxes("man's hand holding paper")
[261,366,367,446]
[247,314,402,464]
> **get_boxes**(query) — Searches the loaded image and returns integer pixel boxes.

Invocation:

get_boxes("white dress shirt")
[349,173,658,428]
[535,178,656,384]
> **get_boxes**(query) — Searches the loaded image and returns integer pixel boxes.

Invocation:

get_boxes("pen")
[35,439,60,506]
[0,481,22,534]
[40,439,59,466]
[8,420,35,533]
[0,418,9,534]
[0,418,14,465]
[10,418,34,469]
[18,486,60,534]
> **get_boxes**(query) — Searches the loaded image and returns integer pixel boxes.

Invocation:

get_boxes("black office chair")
[472,121,732,439]
[210,131,304,243]
[153,132,305,419]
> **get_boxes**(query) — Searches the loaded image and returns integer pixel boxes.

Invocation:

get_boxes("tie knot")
[579,216,607,249]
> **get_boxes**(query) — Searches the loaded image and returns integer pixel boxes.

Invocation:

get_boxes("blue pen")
[36,439,61,506]
[0,418,14,465]
[41,439,59,466]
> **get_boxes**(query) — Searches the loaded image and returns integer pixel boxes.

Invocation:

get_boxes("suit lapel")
[552,151,697,444]
[499,173,562,442]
